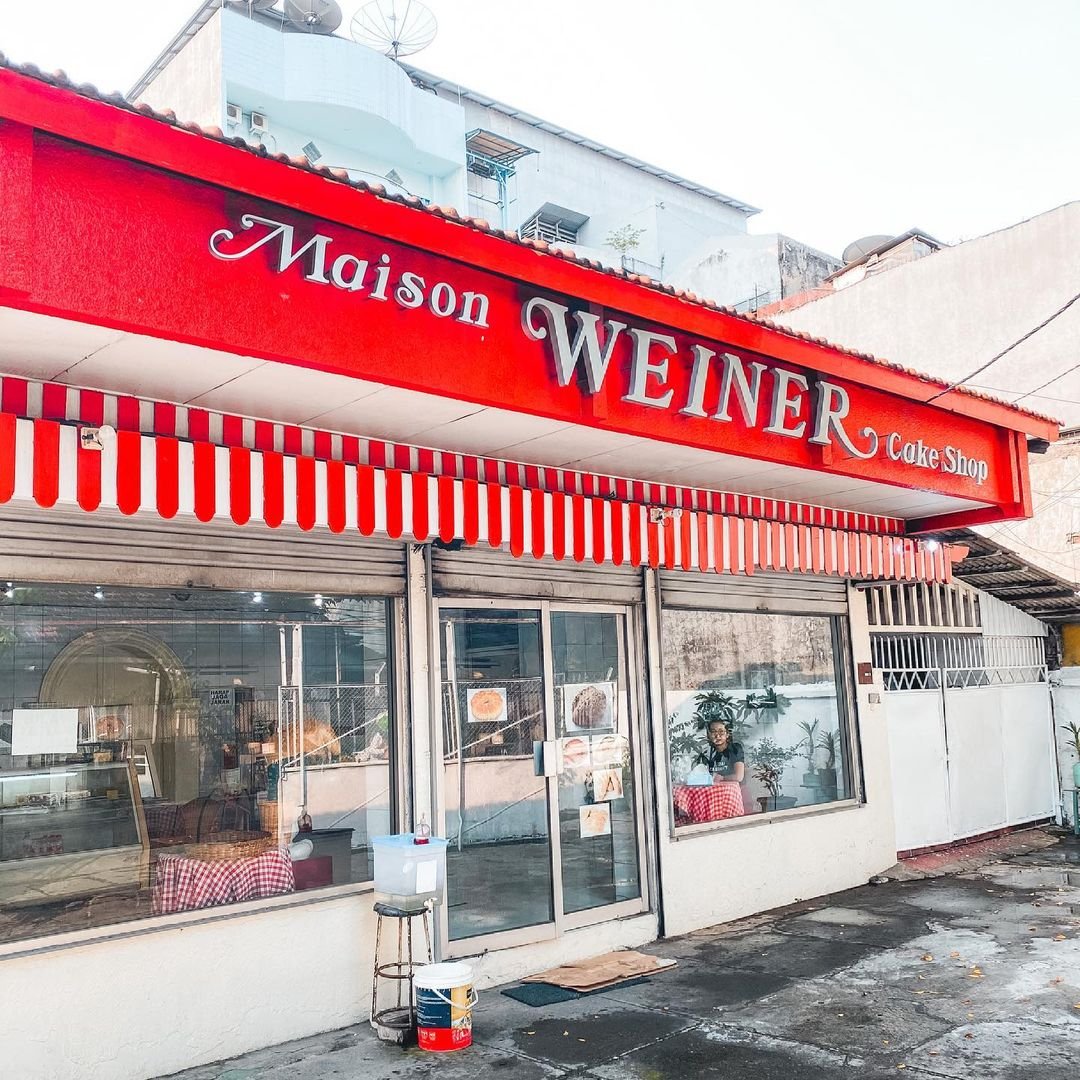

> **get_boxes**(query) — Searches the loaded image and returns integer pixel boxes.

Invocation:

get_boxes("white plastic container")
[371,833,448,907]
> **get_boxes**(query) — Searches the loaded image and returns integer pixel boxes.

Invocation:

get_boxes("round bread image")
[571,685,610,730]
[468,688,505,723]
[562,736,588,768]
[94,714,125,741]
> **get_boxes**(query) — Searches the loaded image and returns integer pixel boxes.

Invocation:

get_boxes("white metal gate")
[868,582,1056,852]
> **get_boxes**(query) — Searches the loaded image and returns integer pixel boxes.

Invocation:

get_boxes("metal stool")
[370,901,432,1044]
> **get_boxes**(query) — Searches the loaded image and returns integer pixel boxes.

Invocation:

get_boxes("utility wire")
[925,289,1080,404]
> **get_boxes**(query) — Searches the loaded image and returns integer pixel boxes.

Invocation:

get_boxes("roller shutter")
[432,545,644,605]
[659,568,847,615]
[0,505,406,595]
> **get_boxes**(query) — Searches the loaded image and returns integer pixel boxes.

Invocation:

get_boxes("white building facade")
[131,1,840,311]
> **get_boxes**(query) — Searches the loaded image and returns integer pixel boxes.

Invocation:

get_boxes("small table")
[1068,789,1080,838]
[673,782,744,825]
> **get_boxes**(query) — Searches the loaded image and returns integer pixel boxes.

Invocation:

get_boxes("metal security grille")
[864,580,981,630]
[278,683,390,768]
[520,211,580,245]
[871,633,1047,691]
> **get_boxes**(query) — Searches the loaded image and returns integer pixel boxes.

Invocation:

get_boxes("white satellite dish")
[841,234,894,265]
[283,0,343,33]
[351,0,438,59]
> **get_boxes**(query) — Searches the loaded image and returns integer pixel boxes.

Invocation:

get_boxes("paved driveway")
[165,834,1080,1080]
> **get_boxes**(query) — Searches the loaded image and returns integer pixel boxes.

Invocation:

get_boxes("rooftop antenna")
[351,0,438,60]
[283,0,344,33]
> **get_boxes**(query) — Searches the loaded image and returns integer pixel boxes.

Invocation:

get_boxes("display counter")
[0,762,148,906]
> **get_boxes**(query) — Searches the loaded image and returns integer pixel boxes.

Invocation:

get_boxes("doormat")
[521,950,677,992]
[502,977,652,1007]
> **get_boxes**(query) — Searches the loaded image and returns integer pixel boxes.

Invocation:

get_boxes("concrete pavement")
[163,832,1080,1080]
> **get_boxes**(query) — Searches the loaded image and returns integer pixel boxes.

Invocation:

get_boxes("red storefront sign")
[0,65,1055,531]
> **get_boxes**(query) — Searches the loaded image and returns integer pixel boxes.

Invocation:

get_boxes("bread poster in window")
[563,682,615,733]
[466,687,507,725]
[591,767,624,803]
[579,803,612,838]
[591,732,626,767]
[560,736,591,770]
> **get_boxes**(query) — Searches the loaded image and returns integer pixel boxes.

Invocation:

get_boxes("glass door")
[437,601,647,952]
[551,610,643,923]
[439,606,553,944]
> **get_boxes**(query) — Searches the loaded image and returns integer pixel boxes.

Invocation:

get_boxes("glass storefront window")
[662,609,852,829]
[0,583,394,944]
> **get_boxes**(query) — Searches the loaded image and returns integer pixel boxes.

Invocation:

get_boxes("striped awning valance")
[0,414,954,582]
[0,374,903,535]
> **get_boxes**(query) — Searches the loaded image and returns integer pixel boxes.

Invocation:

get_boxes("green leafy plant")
[817,729,839,771]
[748,738,798,799]
[1062,721,1080,759]
[605,224,645,254]
[756,687,791,714]
[668,687,791,761]
[796,719,819,769]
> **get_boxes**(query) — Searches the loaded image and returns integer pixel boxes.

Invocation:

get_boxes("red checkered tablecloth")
[673,782,745,824]
[152,849,295,915]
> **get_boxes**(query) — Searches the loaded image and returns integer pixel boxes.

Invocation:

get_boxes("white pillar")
[405,542,435,832]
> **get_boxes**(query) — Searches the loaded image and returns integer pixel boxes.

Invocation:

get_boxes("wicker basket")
[257,800,280,841]
[180,830,276,861]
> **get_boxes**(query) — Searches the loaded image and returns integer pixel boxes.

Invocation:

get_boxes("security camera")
[80,425,117,451]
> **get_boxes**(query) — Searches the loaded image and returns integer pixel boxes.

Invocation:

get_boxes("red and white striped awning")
[0,373,904,535]
[0,414,954,582]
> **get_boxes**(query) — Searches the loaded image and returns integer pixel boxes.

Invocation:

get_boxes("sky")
[0,0,1077,256]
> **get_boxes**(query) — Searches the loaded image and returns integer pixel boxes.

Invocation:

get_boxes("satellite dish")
[351,0,438,59]
[841,234,894,265]
[283,0,343,33]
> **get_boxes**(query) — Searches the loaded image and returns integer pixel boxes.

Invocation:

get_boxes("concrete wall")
[1,875,660,1080]
[988,436,1080,587]
[1051,667,1080,824]
[136,9,223,128]
[773,202,1080,429]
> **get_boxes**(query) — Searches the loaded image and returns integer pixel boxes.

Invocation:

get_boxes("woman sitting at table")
[696,720,745,785]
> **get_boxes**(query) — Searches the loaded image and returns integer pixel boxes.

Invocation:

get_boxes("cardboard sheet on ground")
[522,950,676,991]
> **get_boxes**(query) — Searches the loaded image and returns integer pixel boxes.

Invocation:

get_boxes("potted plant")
[796,719,820,796]
[749,738,799,813]
[756,686,791,724]
[668,691,741,782]
[1062,721,1080,787]
[816,728,840,801]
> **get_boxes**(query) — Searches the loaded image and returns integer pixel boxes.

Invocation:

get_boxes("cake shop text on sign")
[211,212,992,488]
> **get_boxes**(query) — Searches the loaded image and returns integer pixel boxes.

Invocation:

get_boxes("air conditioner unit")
[250,111,269,135]
[225,102,243,127]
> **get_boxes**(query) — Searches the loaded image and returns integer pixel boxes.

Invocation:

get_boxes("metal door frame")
[431,595,650,959]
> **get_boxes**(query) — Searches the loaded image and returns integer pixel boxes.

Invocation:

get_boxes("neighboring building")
[0,59,1054,1080]
[764,203,1080,596]
[128,0,840,310]
[762,205,1080,825]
